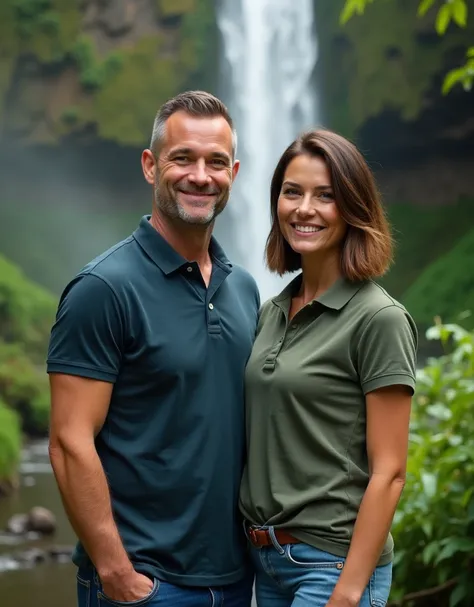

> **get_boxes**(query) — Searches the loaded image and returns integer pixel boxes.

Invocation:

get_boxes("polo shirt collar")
[273,273,366,311]
[133,215,232,275]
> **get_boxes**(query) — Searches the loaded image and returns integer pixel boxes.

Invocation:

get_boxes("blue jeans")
[76,567,253,607]
[249,530,392,607]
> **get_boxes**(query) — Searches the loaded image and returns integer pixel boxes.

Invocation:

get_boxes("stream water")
[0,441,76,607]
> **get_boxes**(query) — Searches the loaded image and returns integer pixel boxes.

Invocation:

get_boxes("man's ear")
[141,149,156,185]
[232,159,240,181]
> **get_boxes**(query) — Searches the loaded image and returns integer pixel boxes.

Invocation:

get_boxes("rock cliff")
[0,0,217,145]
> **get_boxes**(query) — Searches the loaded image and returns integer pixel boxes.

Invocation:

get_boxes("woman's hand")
[325,595,359,607]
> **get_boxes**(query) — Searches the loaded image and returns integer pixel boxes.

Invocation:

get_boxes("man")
[47,91,260,607]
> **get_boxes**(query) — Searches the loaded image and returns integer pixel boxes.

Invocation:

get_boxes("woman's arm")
[327,384,412,607]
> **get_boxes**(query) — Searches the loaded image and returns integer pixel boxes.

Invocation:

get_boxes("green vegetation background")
[0,1,473,603]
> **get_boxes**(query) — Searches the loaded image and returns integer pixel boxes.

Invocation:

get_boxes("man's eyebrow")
[169,147,193,156]
[168,148,231,162]
[211,151,231,160]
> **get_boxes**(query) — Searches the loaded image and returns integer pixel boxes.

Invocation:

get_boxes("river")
[0,442,258,606]
[0,441,76,607]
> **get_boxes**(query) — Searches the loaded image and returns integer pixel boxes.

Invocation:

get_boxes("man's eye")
[175,156,189,163]
[212,159,227,166]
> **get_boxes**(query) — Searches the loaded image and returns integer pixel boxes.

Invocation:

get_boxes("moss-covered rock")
[0,0,219,145]
[157,0,196,17]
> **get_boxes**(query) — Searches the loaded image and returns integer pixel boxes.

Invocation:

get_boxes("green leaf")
[451,0,468,28]
[422,541,438,564]
[421,472,437,499]
[442,67,465,94]
[436,538,474,564]
[426,403,452,420]
[436,3,453,35]
[417,0,436,17]
[450,582,467,607]
[467,47,474,58]
[340,0,359,25]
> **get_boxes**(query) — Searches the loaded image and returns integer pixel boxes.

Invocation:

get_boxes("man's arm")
[47,273,153,601]
[49,373,153,601]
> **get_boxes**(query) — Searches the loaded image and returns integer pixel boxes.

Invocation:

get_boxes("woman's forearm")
[331,474,405,605]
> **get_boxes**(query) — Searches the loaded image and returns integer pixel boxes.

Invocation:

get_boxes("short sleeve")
[47,273,124,382]
[357,305,418,395]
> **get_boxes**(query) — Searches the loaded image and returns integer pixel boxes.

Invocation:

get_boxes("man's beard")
[154,179,230,226]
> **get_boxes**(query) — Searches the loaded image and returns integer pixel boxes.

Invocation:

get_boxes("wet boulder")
[26,506,57,535]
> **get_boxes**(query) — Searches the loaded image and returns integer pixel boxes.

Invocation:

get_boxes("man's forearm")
[331,474,405,605]
[49,439,132,580]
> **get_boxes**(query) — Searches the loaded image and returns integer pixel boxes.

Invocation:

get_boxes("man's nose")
[188,159,211,186]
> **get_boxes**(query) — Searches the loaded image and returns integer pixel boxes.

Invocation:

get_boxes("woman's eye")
[320,191,334,200]
[284,188,299,196]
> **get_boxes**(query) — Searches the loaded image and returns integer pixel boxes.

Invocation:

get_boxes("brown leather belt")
[246,525,301,548]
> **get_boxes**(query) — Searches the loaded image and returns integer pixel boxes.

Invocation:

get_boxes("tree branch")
[388,576,458,606]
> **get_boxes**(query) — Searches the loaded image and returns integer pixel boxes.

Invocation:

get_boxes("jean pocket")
[284,544,345,570]
[77,572,92,607]
[369,563,392,607]
[98,578,160,606]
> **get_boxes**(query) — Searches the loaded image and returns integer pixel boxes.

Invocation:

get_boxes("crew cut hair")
[266,129,393,281]
[150,90,237,158]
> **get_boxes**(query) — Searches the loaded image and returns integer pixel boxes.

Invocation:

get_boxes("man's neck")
[149,209,213,274]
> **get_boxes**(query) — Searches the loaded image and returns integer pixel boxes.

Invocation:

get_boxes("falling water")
[216,0,319,301]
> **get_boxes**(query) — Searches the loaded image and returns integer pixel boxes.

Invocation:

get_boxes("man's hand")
[101,570,154,602]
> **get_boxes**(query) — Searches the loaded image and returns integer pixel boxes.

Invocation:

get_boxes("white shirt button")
[208,303,214,310]
[186,266,192,272]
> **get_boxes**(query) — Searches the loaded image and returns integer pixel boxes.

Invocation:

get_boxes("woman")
[239,129,417,607]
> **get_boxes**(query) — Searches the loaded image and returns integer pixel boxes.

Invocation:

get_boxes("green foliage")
[339,0,473,99]
[72,35,123,92]
[0,341,51,436]
[0,400,21,482]
[382,198,474,301]
[157,0,195,17]
[391,322,474,606]
[402,229,474,327]
[92,36,179,145]
[0,255,54,446]
[443,46,474,93]
[0,254,56,362]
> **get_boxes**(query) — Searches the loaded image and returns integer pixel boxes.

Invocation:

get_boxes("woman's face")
[277,154,347,260]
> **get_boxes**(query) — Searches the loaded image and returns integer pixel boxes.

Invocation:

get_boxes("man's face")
[146,111,239,226]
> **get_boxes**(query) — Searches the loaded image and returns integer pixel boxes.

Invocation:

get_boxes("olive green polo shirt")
[239,275,417,565]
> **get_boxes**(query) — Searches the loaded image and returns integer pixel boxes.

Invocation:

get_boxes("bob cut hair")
[266,129,393,281]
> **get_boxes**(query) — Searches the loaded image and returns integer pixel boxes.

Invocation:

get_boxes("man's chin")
[176,208,216,226]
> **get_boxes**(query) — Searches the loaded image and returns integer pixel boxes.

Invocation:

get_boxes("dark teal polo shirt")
[47,215,260,586]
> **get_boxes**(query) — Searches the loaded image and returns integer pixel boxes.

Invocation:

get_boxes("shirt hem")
[47,361,117,383]
[362,373,415,395]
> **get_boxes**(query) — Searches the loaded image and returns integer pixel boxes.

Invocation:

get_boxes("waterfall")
[216,0,319,302]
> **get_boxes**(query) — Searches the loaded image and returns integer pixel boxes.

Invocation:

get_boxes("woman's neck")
[298,251,342,305]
